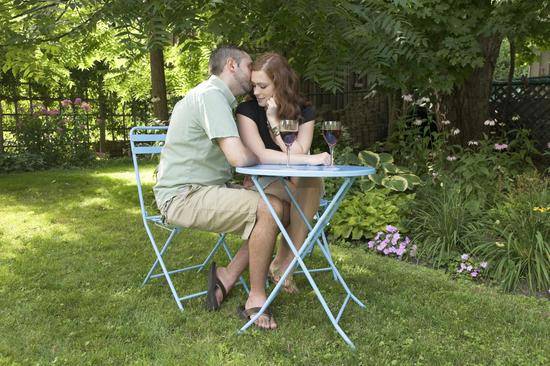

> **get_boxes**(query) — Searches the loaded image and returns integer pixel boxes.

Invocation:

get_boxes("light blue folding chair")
[129,126,249,311]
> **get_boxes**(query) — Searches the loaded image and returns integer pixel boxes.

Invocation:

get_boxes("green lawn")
[1,161,548,365]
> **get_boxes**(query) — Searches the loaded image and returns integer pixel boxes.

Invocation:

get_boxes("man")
[154,45,281,330]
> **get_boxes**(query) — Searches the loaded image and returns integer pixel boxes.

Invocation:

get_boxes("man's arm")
[217,136,258,167]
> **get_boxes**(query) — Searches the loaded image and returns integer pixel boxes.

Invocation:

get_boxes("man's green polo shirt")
[153,75,239,209]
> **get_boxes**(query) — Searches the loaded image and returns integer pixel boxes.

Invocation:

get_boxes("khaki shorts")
[162,184,260,240]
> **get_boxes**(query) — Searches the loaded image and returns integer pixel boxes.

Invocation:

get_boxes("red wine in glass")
[322,128,341,147]
[281,131,298,146]
[280,119,299,167]
[322,121,341,166]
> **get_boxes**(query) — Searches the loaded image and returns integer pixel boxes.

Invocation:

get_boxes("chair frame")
[129,126,248,311]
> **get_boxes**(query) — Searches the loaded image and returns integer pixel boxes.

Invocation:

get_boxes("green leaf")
[369,173,384,185]
[358,150,379,168]
[401,173,422,186]
[382,162,399,174]
[382,176,408,191]
[379,153,394,164]
[360,180,376,192]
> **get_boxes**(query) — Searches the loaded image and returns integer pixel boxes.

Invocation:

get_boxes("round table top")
[236,164,375,178]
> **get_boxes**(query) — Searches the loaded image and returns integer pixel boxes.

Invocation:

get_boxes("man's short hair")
[209,45,248,75]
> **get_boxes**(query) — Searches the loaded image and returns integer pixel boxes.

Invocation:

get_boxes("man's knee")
[257,195,284,221]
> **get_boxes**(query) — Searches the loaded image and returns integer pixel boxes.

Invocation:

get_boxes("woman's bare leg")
[270,177,323,290]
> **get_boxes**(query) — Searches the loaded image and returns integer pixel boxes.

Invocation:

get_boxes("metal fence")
[1,77,549,156]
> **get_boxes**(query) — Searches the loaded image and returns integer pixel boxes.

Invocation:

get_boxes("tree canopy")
[1,0,549,139]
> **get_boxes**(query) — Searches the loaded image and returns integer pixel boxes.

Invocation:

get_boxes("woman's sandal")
[205,262,227,311]
[237,306,276,330]
[268,266,299,294]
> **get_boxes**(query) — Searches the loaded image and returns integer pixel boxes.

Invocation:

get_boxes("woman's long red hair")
[253,53,310,121]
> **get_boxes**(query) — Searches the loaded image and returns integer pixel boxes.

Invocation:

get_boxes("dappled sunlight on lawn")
[1,163,549,365]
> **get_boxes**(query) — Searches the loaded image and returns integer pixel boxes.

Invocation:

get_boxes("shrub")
[4,98,95,172]
[330,188,413,242]
[0,152,47,172]
[405,179,489,267]
[473,172,550,293]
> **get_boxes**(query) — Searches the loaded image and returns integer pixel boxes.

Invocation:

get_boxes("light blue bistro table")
[235,164,376,349]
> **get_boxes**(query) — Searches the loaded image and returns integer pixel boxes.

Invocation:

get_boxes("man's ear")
[226,57,237,73]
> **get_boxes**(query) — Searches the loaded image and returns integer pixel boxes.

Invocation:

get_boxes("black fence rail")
[1,77,549,157]
[490,77,550,151]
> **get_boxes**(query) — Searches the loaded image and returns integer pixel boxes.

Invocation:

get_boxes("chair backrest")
[129,126,168,219]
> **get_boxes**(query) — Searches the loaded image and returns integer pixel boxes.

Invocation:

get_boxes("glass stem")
[329,145,335,166]
[286,146,291,167]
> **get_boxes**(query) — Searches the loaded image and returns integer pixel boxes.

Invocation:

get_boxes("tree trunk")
[149,47,169,123]
[505,37,516,123]
[0,99,4,154]
[441,34,503,145]
[97,73,107,154]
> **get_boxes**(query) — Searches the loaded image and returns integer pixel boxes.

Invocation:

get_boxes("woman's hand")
[307,152,332,166]
[266,97,279,124]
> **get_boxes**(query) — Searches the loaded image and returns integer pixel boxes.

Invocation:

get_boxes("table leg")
[238,175,363,349]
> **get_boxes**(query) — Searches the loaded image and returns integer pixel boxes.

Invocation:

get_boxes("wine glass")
[279,119,299,167]
[322,120,341,166]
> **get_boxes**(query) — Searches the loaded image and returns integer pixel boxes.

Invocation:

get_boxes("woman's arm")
[264,97,314,154]
[236,113,330,165]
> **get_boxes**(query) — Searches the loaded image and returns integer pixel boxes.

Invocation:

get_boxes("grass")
[1,161,549,365]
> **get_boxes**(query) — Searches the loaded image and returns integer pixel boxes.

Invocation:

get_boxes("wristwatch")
[269,124,280,136]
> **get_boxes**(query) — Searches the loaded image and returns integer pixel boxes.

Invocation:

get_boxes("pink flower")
[61,99,72,107]
[471,271,478,278]
[461,254,469,261]
[80,102,91,112]
[48,109,60,116]
[494,143,508,151]
[74,97,82,105]
[386,225,398,233]
[391,233,400,245]
[367,241,375,249]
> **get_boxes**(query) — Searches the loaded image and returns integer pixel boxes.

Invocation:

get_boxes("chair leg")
[143,223,184,311]
[197,233,227,272]
[143,228,179,286]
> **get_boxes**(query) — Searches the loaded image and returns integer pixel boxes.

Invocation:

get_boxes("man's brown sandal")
[205,262,227,311]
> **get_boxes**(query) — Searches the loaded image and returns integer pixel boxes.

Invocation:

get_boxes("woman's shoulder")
[236,98,261,116]
[300,104,316,122]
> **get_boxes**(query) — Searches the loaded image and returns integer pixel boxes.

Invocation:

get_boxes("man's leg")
[243,196,283,329]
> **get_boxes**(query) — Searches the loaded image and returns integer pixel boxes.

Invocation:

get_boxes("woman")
[236,52,331,293]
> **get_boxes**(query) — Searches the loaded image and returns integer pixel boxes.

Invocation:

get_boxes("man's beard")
[234,70,251,96]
